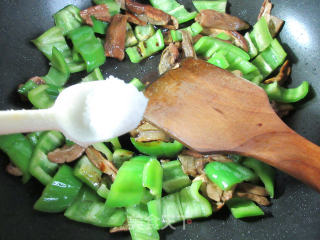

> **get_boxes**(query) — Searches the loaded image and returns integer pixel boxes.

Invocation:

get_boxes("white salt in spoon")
[0,77,148,147]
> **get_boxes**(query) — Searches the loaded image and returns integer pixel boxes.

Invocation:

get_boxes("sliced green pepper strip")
[126,23,138,47]
[130,78,145,91]
[97,176,111,199]
[249,16,273,52]
[112,149,134,168]
[162,160,191,193]
[260,81,309,103]
[194,36,250,60]
[65,186,126,227]
[150,0,197,24]
[34,165,82,212]
[242,157,275,198]
[18,80,39,96]
[91,16,109,34]
[208,51,230,69]
[68,26,106,72]
[27,84,61,109]
[53,5,83,35]
[42,47,70,87]
[193,0,227,12]
[106,156,152,208]
[215,32,232,41]
[204,161,256,190]
[74,156,102,191]
[92,142,113,161]
[127,203,160,240]
[93,0,121,16]
[109,137,122,150]
[253,38,287,78]
[135,24,155,42]
[148,181,212,230]
[26,132,43,147]
[226,197,264,219]
[244,32,258,59]
[143,158,163,199]
[81,68,104,82]
[0,134,33,183]
[170,22,203,42]
[126,29,165,63]
[29,131,65,185]
[131,138,184,158]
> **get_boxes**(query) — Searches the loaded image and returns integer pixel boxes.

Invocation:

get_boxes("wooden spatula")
[144,58,320,191]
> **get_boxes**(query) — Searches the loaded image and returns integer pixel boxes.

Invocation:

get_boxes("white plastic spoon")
[0,77,148,147]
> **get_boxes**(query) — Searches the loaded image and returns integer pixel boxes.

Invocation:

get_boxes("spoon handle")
[234,129,320,192]
[0,108,58,135]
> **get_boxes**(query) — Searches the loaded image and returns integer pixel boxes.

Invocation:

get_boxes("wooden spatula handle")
[234,130,320,191]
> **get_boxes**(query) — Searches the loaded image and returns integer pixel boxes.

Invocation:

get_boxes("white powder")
[54,76,148,146]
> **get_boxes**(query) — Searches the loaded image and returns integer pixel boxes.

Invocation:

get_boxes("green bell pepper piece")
[194,36,250,60]
[97,176,111,199]
[162,160,191,193]
[42,47,70,87]
[208,51,230,69]
[127,203,160,240]
[91,16,109,34]
[130,78,145,91]
[260,81,309,103]
[34,165,82,212]
[125,23,138,47]
[150,0,197,24]
[68,26,106,72]
[29,131,65,185]
[18,79,39,96]
[170,22,203,42]
[93,0,121,16]
[148,181,212,230]
[112,148,134,168]
[204,161,256,190]
[226,197,264,218]
[135,24,155,42]
[106,156,152,208]
[244,32,258,59]
[26,132,43,147]
[131,138,184,158]
[27,84,61,109]
[143,158,163,199]
[126,29,165,63]
[215,32,232,41]
[81,68,104,82]
[249,16,273,52]
[193,0,227,12]
[74,156,102,191]
[53,5,83,35]
[92,142,113,161]
[109,137,122,150]
[242,157,275,198]
[0,134,33,183]
[65,186,126,227]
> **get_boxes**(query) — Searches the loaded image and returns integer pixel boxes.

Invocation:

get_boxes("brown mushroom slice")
[110,222,129,233]
[86,146,118,181]
[80,5,111,26]
[125,0,172,27]
[105,14,128,61]
[135,130,171,142]
[264,60,291,84]
[237,182,269,196]
[181,149,203,158]
[257,0,284,37]
[208,154,233,163]
[181,30,196,58]
[158,43,180,75]
[137,121,165,132]
[179,154,198,177]
[30,76,45,85]
[235,192,271,206]
[48,144,85,164]
[202,28,249,52]
[271,101,294,118]
[6,163,23,177]
[196,9,250,31]
[126,12,147,25]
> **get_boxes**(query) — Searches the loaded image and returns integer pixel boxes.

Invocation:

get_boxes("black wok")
[0,0,320,239]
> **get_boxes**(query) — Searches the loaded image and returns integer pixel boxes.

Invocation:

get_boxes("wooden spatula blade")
[144,58,289,153]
